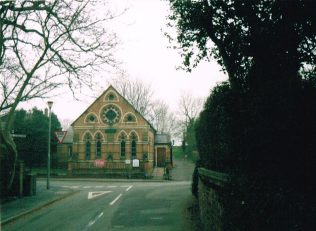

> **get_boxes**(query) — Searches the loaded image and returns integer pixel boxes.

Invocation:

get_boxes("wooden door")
[157,147,166,167]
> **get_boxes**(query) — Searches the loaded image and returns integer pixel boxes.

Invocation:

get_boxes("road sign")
[55,131,67,144]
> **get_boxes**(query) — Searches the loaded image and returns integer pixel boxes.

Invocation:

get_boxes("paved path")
[171,157,195,181]
[0,181,76,225]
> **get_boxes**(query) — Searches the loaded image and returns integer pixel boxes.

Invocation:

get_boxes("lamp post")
[47,101,53,190]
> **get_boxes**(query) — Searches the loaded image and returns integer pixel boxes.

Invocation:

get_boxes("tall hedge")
[195,81,234,173]
[195,79,316,230]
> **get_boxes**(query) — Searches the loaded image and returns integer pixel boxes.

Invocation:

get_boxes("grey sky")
[19,0,227,126]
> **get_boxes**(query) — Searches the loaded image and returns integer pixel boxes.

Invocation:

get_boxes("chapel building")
[57,86,172,177]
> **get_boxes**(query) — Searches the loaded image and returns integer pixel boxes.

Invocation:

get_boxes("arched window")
[95,133,102,158]
[131,140,136,159]
[108,93,115,101]
[130,133,137,159]
[105,91,118,101]
[119,133,126,158]
[86,114,97,123]
[84,133,92,160]
[120,140,126,158]
[123,113,136,123]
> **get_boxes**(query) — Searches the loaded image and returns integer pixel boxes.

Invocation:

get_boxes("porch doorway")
[157,147,166,167]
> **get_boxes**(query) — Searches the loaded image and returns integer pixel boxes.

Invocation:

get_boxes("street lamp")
[47,101,53,190]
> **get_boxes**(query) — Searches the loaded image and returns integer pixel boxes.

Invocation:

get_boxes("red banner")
[94,159,106,168]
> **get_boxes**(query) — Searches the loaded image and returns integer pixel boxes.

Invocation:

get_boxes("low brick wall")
[198,178,224,231]
[67,160,154,178]
[197,168,227,231]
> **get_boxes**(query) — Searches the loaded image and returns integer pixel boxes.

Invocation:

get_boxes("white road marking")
[107,186,117,188]
[126,185,133,191]
[62,186,79,189]
[86,212,104,229]
[95,186,104,188]
[88,191,112,200]
[110,193,122,206]
[55,191,68,195]
[83,186,92,189]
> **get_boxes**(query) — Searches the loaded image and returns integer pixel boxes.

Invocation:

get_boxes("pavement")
[0,182,77,226]
[0,157,195,227]
[171,157,195,181]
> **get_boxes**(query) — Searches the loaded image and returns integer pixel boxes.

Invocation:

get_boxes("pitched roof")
[71,85,156,132]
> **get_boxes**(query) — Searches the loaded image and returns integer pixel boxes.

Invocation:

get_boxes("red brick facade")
[57,86,171,177]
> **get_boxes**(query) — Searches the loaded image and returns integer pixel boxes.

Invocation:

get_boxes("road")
[2,155,198,231]
[3,179,193,231]
[3,157,196,231]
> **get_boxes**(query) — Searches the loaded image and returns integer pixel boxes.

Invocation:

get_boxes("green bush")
[195,79,316,230]
[195,82,234,172]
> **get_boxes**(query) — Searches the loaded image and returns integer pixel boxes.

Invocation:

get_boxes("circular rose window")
[101,105,121,124]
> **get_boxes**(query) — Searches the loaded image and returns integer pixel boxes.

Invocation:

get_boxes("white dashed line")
[62,186,79,189]
[85,212,104,230]
[95,186,104,188]
[126,186,133,191]
[110,193,122,206]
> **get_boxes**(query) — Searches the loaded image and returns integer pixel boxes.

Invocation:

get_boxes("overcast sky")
[19,0,227,127]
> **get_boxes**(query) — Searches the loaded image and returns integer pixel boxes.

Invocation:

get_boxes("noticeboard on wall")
[132,159,139,167]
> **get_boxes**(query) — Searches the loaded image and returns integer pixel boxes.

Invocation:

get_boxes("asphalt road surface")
[3,179,193,231]
[3,157,196,231]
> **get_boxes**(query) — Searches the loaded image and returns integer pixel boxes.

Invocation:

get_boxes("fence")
[69,161,145,170]
[68,160,148,178]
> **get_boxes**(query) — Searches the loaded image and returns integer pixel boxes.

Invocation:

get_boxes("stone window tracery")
[101,104,121,125]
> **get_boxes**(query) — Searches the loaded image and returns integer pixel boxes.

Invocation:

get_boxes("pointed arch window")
[130,133,137,159]
[119,133,126,158]
[95,133,102,158]
[121,140,126,158]
[84,133,92,160]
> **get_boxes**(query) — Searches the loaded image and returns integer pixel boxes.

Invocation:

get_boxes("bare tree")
[177,92,204,150]
[109,72,180,139]
[0,0,119,192]
[150,99,179,137]
[108,70,154,119]
[178,91,204,126]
